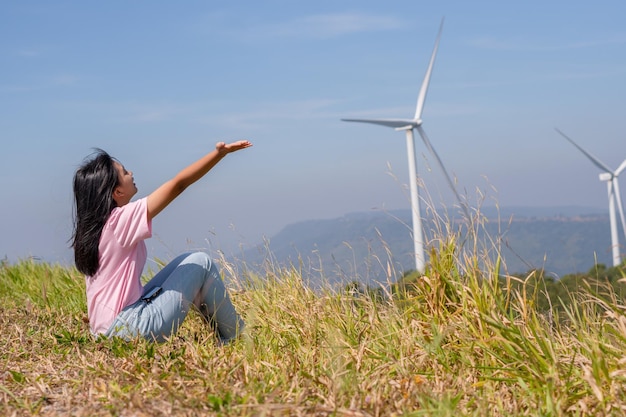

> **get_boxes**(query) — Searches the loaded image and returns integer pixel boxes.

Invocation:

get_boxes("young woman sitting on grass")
[71,140,252,344]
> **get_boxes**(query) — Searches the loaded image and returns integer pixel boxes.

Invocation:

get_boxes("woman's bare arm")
[147,140,252,220]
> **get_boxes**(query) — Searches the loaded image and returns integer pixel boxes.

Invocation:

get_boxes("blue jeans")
[105,252,245,343]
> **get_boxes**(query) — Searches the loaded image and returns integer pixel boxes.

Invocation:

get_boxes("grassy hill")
[3,236,626,415]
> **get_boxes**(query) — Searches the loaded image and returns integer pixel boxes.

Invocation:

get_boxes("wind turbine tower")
[556,128,626,267]
[342,20,468,274]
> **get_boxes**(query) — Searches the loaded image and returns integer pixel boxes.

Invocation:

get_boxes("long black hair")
[71,149,119,276]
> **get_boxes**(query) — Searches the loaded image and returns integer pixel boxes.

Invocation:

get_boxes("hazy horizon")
[3,203,611,268]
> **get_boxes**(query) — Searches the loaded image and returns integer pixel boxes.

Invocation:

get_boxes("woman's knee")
[182,252,224,285]
[180,251,214,270]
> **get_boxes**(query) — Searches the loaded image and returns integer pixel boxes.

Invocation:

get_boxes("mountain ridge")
[237,205,614,288]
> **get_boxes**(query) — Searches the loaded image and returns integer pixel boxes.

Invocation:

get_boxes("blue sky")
[2,1,626,265]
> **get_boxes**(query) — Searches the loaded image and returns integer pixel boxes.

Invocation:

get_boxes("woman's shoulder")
[103,197,151,244]
[107,198,148,224]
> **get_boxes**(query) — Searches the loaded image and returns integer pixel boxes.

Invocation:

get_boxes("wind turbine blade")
[613,177,626,242]
[555,128,613,173]
[341,118,415,129]
[616,159,626,177]
[416,125,470,220]
[414,18,444,122]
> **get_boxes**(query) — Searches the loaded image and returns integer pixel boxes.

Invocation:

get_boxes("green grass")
[2,232,626,416]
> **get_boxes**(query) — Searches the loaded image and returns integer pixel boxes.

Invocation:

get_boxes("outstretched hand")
[147,139,253,220]
[216,140,253,155]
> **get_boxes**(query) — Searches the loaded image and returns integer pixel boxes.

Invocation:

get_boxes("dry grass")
[3,231,626,417]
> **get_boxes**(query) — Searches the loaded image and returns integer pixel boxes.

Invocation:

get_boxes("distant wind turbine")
[342,19,469,274]
[556,128,626,267]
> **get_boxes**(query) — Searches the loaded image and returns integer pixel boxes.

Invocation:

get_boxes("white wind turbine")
[556,128,626,267]
[342,19,469,274]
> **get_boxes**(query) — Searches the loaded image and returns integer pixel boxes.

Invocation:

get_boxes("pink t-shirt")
[85,198,152,335]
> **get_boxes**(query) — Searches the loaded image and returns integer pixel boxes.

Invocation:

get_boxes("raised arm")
[147,140,252,220]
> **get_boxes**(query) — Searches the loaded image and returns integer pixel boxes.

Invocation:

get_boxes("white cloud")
[194,12,406,42]
[260,13,406,39]
[17,49,40,57]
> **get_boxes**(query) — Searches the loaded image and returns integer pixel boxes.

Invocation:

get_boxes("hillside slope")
[238,207,614,287]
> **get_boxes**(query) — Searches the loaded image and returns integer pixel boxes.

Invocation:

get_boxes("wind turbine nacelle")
[393,119,422,132]
[599,173,612,181]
